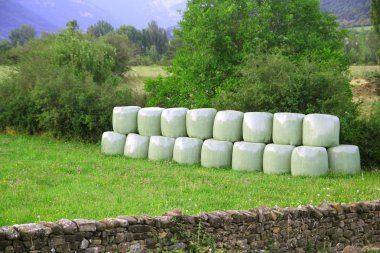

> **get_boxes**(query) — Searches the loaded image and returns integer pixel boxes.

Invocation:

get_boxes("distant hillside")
[0,0,57,40]
[320,0,371,28]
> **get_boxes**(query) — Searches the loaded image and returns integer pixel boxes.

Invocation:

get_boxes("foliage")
[142,20,168,55]
[102,32,134,75]
[371,0,380,35]
[145,0,348,108]
[9,25,36,47]
[340,104,380,169]
[1,133,380,226]
[213,53,354,116]
[87,20,114,38]
[0,22,134,141]
[345,28,380,65]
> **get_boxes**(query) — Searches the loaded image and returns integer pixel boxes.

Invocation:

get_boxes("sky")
[13,0,188,29]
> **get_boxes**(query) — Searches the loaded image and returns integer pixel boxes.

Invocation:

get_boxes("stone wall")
[0,200,379,253]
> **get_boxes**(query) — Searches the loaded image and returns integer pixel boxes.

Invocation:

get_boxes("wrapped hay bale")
[243,112,273,143]
[148,136,175,161]
[101,131,126,155]
[291,146,328,176]
[213,110,244,142]
[124,133,150,159]
[173,137,203,165]
[112,106,141,134]
[273,113,305,146]
[232,142,265,172]
[138,107,164,136]
[303,114,340,147]
[201,139,233,168]
[328,145,361,174]
[186,108,217,139]
[263,144,295,175]
[161,108,189,138]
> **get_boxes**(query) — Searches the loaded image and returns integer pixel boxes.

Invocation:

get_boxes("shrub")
[0,25,136,142]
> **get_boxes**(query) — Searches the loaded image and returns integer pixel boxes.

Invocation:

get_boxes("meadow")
[0,134,379,227]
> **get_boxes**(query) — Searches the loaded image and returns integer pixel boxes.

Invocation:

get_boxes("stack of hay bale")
[102,107,361,176]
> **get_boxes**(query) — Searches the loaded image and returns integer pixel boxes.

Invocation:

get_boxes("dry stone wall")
[1,200,379,253]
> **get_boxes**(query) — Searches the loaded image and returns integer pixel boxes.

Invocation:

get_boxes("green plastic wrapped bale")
[124,133,150,159]
[232,142,265,172]
[148,136,175,161]
[273,113,305,146]
[112,106,140,134]
[263,144,295,175]
[328,145,361,174]
[173,137,203,165]
[161,108,189,138]
[138,107,164,137]
[291,146,328,176]
[303,114,340,147]
[101,131,126,155]
[243,112,273,143]
[186,108,217,140]
[201,139,233,168]
[213,110,244,142]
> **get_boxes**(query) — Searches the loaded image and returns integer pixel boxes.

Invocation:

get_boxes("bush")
[0,26,136,142]
[341,105,380,169]
[213,53,354,116]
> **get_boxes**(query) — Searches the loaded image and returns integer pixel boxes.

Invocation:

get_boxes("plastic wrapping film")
[201,139,233,168]
[263,144,295,175]
[148,136,175,161]
[112,106,141,134]
[213,110,244,142]
[124,133,150,159]
[173,137,203,165]
[328,145,361,174]
[243,112,273,143]
[303,114,340,147]
[101,131,126,155]
[186,108,217,140]
[291,146,328,176]
[232,142,265,172]
[161,108,189,138]
[138,107,164,137]
[273,113,305,146]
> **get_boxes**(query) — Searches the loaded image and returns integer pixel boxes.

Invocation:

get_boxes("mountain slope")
[0,0,57,40]
[320,0,371,28]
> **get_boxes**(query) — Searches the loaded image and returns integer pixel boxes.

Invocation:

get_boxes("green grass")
[350,65,380,79]
[124,65,168,94]
[0,134,379,227]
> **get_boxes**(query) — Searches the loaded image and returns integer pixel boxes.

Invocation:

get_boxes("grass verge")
[0,134,379,226]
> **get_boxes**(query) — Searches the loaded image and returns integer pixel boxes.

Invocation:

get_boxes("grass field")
[124,65,168,94]
[0,134,379,226]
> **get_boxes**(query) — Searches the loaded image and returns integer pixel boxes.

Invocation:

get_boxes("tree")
[145,0,347,108]
[66,20,80,32]
[118,25,143,45]
[142,20,168,55]
[9,25,36,47]
[87,20,114,38]
[371,0,380,35]
[102,32,134,74]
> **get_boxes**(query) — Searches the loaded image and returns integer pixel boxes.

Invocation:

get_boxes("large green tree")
[145,0,348,108]
[9,25,36,47]
[87,20,114,38]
